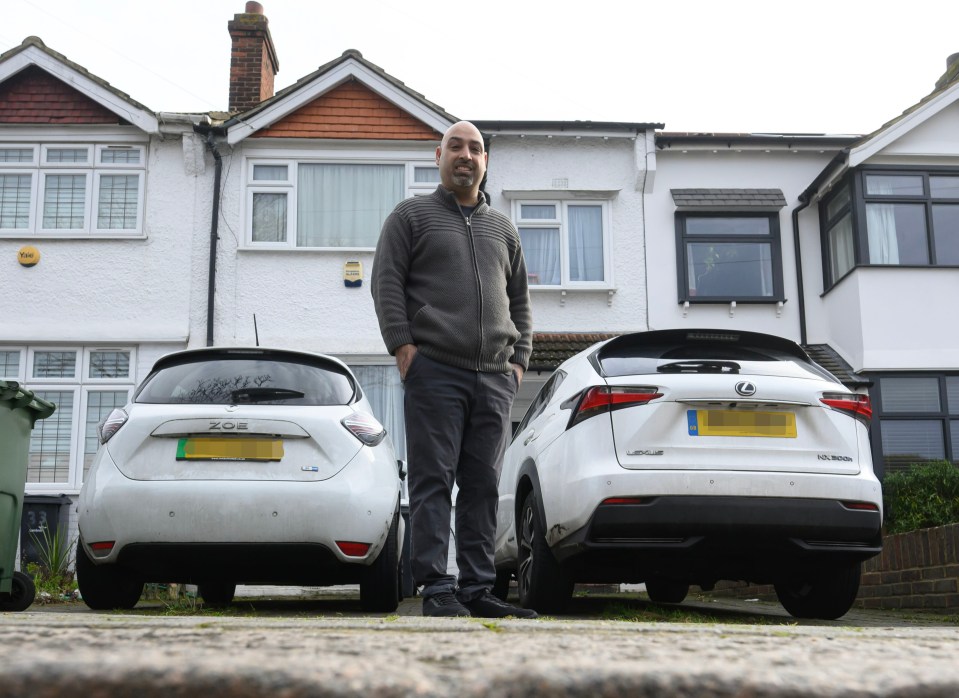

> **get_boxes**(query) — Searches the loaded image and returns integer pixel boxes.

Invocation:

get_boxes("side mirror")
[397,459,407,481]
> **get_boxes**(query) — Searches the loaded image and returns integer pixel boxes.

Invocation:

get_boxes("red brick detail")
[254,81,441,140]
[228,10,279,113]
[0,66,122,124]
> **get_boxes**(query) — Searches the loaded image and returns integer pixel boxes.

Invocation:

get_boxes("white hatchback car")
[494,329,883,620]
[77,347,404,611]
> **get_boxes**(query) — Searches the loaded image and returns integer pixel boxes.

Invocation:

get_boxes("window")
[676,214,783,302]
[871,373,959,474]
[245,158,438,249]
[514,201,609,287]
[513,370,566,439]
[0,144,145,237]
[2,346,135,491]
[820,169,959,288]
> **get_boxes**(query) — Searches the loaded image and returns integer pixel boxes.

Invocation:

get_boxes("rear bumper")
[553,495,882,578]
[115,542,362,585]
[78,447,400,578]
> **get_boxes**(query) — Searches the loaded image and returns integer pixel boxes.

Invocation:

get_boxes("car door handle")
[523,431,537,446]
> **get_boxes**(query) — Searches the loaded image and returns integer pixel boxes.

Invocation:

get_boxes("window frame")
[820,166,959,290]
[0,142,147,238]
[868,371,959,477]
[5,345,136,493]
[242,155,440,251]
[674,211,785,303]
[512,199,612,289]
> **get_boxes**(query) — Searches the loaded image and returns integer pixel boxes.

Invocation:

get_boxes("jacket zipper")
[464,213,484,370]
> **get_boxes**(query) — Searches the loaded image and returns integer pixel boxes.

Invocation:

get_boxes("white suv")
[494,329,882,619]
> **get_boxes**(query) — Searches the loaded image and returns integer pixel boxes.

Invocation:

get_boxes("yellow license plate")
[176,438,284,461]
[687,410,797,438]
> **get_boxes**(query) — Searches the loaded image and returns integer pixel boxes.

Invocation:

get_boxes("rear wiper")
[230,387,306,403]
[657,361,741,374]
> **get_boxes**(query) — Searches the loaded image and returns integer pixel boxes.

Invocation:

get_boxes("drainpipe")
[194,124,227,347]
[791,147,851,346]
[790,198,811,345]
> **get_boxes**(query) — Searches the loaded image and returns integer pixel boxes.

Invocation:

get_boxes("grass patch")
[601,600,774,625]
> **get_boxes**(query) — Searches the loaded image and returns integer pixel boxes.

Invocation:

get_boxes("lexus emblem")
[735,381,757,396]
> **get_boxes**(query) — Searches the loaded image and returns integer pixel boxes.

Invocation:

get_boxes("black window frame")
[820,166,959,290]
[675,212,785,304]
[867,371,959,479]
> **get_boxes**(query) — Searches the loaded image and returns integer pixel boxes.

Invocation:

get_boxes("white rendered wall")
[483,135,649,334]
[0,134,200,347]
[645,148,839,340]
[206,141,439,358]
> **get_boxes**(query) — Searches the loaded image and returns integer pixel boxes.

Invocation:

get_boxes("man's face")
[436,122,488,198]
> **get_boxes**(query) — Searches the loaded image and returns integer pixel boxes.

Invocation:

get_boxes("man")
[371,121,536,618]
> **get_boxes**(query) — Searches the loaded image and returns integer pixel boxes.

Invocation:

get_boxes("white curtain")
[349,365,406,460]
[568,205,604,282]
[297,164,404,247]
[866,179,899,264]
[829,214,855,279]
[519,227,561,285]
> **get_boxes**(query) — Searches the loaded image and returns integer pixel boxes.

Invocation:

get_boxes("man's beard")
[451,171,475,187]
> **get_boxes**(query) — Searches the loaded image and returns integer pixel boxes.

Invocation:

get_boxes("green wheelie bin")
[0,380,56,612]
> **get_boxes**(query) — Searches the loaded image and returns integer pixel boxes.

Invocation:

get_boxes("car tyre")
[518,492,574,613]
[774,560,862,620]
[645,577,690,604]
[0,570,36,612]
[360,512,400,612]
[75,542,144,610]
[198,582,236,606]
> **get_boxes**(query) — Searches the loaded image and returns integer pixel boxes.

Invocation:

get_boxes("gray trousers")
[403,353,517,602]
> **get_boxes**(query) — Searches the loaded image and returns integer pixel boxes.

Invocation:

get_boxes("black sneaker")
[422,591,471,617]
[460,592,538,619]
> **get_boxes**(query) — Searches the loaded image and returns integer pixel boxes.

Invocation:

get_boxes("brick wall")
[0,66,121,124]
[254,81,441,140]
[708,524,959,612]
[858,523,959,612]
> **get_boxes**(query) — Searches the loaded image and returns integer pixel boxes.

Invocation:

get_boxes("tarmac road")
[2,591,958,697]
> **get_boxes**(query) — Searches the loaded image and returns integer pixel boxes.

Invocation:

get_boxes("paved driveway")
[4,590,958,697]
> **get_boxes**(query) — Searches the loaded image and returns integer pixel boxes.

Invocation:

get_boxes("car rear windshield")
[135,357,355,406]
[597,332,833,380]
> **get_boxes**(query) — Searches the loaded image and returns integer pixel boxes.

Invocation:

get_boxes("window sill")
[680,299,786,318]
[0,232,146,240]
[238,246,377,253]
[530,286,617,307]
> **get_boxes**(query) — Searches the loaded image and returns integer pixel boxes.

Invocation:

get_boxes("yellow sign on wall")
[18,246,40,267]
[344,260,363,288]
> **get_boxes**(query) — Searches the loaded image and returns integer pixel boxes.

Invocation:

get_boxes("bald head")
[436,121,488,205]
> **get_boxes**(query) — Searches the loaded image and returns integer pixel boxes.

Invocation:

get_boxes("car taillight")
[335,541,371,557]
[820,392,872,425]
[568,386,663,428]
[97,408,128,444]
[341,412,387,446]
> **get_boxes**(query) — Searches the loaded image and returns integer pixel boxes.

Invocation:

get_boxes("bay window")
[821,168,959,288]
[871,373,959,474]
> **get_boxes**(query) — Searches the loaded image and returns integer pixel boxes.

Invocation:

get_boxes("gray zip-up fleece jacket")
[371,186,532,373]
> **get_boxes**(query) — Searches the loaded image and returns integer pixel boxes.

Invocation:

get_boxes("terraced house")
[1,3,957,552]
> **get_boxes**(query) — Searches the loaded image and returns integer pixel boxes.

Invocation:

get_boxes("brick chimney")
[228,2,279,113]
